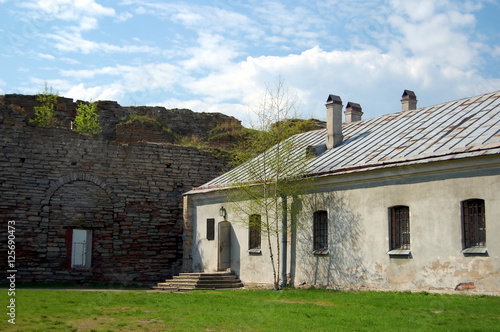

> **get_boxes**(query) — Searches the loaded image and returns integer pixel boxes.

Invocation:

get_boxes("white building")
[182,90,500,294]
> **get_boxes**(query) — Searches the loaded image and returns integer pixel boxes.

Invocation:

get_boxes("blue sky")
[1,0,499,124]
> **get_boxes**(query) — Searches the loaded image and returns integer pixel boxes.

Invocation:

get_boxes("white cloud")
[61,62,185,103]
[58,36,499,123]
[130,2,263,41]
[74,0,115,16]
[26,77,72,94]
[65,83,123,102]
[78,16,98,31]
[392,0,437,22]
[61,66,121,79]
[119,63,184,92]
[47,31,162,54]
[12,0,118,56]
[175,44,500,123]
[60,57,81,65]
[252,2,328,48]
[180,33,242,71]
[388,0,481,69]
[19,0,115,21]
[115,11,133,22]
[37,52,56,60]
[493,46,500,57]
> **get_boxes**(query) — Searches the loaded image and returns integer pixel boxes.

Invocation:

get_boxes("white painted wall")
[292,173,499,293]
[187,158,500,293]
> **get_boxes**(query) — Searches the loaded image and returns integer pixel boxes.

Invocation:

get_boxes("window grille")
[462,199,486,248]
[313,211,328,251]
[390,206,410,250]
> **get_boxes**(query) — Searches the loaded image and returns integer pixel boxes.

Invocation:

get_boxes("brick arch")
[45,171,114,203]
[40,172,119,281]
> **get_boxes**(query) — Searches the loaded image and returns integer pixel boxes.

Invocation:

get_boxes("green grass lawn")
[1,288,499,331]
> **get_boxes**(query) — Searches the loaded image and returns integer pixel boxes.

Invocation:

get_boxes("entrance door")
[218,221,231,271]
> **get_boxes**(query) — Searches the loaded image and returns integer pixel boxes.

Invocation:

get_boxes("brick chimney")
[326,94,343,149]
[345,102,363,123]
[401,90,417,112]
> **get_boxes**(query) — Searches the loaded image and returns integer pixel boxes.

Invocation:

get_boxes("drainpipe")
[280,195,287,288]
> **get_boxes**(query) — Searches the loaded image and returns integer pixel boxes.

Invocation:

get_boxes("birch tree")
[228,79,311,290]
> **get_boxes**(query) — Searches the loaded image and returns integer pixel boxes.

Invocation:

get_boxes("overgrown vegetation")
[73,101,101,134]
[2,288,499,331]
[231,118,320,165]
[122,113,176,136]
[178,135,209,149]
[30,83,58,127]
[114,100,320,166]
[123,113,161,126]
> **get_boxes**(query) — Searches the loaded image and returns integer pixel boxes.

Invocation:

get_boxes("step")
[153,284,243,291]
[170,278,240,284]
[174,274,239,279]
[157,280,243,287]
[177,272,235,278]
[153,272,244,292]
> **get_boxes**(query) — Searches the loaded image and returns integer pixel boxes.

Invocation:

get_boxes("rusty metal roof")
[190,90,500,193]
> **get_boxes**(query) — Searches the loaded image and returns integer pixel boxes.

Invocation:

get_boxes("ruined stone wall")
[115,122,177,144]
[0,107,228,285]
[0,94,243,144]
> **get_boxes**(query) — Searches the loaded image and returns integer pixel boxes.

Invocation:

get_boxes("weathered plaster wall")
[186,159,500,294]
[0,107,228,285]
[189,200,278,285]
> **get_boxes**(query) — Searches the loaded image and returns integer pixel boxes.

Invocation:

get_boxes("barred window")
[207,218,215,241]
[313,211,328,251]
[249,214,261,250]
[390,206,410,250]
[462,199,486,248]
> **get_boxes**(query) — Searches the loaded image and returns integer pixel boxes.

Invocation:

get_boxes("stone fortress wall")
[0,94,234,285]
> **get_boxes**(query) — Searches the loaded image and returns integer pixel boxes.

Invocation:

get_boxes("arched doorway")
[46,179,114,280]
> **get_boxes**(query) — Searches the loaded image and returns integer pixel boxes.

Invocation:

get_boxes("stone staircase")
[153,272,244,291]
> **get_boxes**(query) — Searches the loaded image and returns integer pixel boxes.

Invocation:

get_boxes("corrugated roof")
[190,90,500,193]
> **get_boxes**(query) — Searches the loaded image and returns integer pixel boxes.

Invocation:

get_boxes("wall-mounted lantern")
[219,206,227,219]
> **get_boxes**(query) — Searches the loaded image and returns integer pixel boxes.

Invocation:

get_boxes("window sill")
[461,247,488,255]
[248,248,262,255]
[388,249,411,257]
[313,249,329,256]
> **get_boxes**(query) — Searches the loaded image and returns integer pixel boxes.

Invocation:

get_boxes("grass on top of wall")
[1,288,498,331]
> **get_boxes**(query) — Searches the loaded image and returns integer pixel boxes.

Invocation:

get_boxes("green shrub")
[30,83,58,127]
[73,102,101,134]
